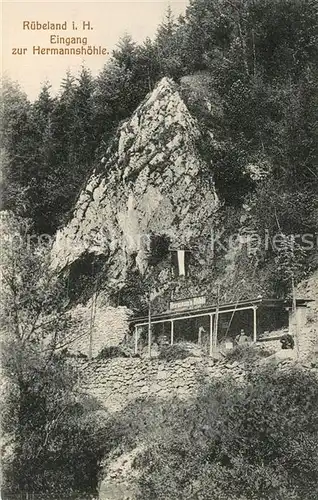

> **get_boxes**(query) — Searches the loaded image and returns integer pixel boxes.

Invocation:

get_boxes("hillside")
[1,0,318,498]
[50,75,317,316]
[51,77,219,310]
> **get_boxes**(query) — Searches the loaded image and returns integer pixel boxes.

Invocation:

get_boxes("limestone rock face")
[52,77,218,282]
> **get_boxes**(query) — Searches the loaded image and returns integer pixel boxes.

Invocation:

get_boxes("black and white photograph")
[1,0,318,498]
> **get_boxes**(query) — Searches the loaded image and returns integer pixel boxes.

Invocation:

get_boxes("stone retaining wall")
[79,350,318,414]
[80,356,245,413]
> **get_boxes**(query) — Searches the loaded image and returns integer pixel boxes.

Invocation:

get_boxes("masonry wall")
[79,350,318,415]
[80,356,246,413]
[296,270,318,359]
[69,302,132,358]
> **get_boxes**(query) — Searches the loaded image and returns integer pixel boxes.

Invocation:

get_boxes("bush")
[133,365,318,500]
[158,343,193,361]
[2,351,107,498]
[223,344,274,364]
[96,345,131,360]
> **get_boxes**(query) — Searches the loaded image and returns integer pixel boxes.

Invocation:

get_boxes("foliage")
[132,365,318,500]
[246,179,318,295]
[223,343,274,364]
[0,214,70,347]
[96,345,131,360]
[2,350,105,496]
[2,0,317,237]
[0,79,37,219]
[158,342,193,361]
[0,214,106,496]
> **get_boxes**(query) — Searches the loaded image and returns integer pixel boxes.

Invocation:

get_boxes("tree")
[155,6,185,79]
[0,78,35,218]
[134,38,161,92]
[26,83,56,233]
[0,214,105,496]
[94,60,135,145]
[31,68,97,233]
[113,33,137,70]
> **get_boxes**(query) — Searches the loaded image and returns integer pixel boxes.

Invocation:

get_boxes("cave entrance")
[67,252,108,304]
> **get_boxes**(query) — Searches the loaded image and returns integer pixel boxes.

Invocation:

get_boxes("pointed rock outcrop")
[52,77,218,281]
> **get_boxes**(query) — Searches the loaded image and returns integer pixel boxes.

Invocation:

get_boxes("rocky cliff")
[52,78,218,289]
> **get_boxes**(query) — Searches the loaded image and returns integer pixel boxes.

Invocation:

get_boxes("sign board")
[169,296,206,312]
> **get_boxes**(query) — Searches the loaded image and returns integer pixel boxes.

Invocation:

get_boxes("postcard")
[1,0,317,498]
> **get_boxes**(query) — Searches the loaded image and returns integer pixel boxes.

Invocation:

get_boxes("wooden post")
[253,306,257,343]
[148,296,152,357]
[88,290,96,361]
[170,320,174,345]
[213,284,220,357]
[198,320,202,345]
[209,313,213,357]
[88,329,93,362]
[134,326,139,355]
[292,275,300,359]
[214,309,219,355]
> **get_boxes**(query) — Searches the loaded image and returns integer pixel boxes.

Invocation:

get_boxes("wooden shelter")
[130,297,312,356]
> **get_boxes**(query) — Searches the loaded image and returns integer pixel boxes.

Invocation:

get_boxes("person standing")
[235,329,251,345]
[198,325,206,345]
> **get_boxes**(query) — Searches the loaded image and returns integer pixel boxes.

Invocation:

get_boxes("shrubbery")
[158,342,194,361]
[2,350,107,498]
[0,217,109,498]
[223,344,274,364]
[96,345,132,360]
[115,365,318,500]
